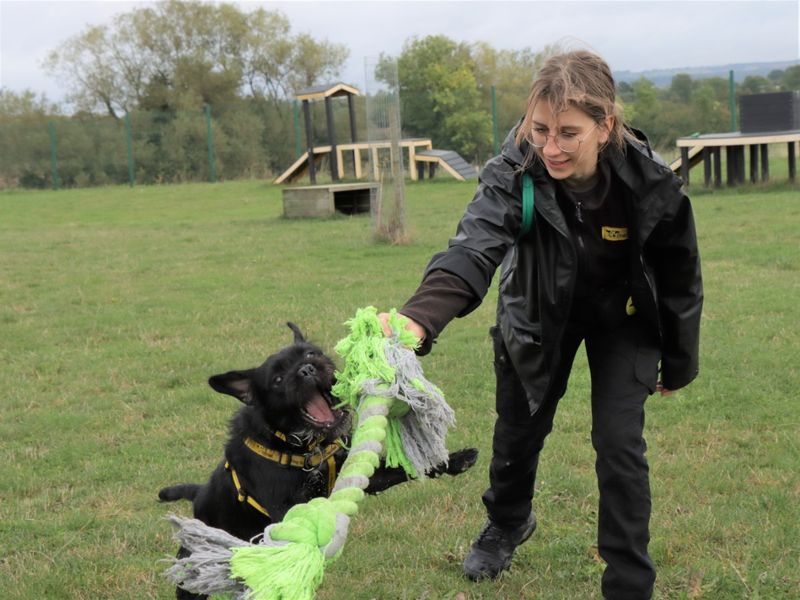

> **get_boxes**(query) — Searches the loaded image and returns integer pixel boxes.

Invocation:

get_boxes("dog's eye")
[272,376,283,385]
[305,351,315,358]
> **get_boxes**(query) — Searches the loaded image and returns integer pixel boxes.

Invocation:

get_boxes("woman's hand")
[656,381,677,397]
[378,311,426,341]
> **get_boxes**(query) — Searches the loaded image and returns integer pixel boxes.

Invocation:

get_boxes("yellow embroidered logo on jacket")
[626,296,637,316]
[602,226,628,241]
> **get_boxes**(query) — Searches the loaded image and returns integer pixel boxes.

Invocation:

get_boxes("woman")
[379,50,703,599]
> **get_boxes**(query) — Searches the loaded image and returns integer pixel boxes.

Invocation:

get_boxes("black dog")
[159,323,477,599]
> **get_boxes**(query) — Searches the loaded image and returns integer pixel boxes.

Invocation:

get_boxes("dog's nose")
[298,363,316,378]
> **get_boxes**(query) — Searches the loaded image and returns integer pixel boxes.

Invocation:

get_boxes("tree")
[767,69,785,84]
[693,82,728,133]
[669,73,694,104]
[629,77,662,142]
[44,0,348,116]
[384,35,491,162]
[0,89,61,122]
[471,43,566,153]
[781,65,800,91]
[43,24,137,117]
[287,34,350,91]
[617,81,635,105]
[738,75,775,96]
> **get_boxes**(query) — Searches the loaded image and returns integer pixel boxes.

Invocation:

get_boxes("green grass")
[1,178,798,599]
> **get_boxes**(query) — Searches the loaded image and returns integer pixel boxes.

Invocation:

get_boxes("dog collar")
[244,436,341,470]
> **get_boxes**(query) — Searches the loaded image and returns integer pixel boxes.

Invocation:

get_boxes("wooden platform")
[274,139,476,184]
[275,139,434,185]
[282,183,379,218]
[674,129,800,187]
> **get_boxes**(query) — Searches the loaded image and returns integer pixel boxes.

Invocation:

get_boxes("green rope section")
[164,307,454,600]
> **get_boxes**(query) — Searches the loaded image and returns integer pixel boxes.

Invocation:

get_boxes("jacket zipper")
[534,200,578,406]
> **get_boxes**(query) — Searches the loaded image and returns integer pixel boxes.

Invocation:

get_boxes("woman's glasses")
[530,123,598,153]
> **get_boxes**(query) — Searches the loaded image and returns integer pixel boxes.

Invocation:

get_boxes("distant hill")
[614,60,800,87]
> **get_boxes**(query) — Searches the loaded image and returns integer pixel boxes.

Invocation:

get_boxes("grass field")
[1,177,798,599]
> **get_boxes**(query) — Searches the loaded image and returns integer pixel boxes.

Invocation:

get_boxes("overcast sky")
[1,0,799,104]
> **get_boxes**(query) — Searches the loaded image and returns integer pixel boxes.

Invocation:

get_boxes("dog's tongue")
[306,392,335,423]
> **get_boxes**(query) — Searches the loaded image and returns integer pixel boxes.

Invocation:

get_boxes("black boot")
[463,513,536,581]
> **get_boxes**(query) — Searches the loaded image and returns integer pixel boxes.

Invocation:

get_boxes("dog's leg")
[428,448,479,477]
[365,448,479,494]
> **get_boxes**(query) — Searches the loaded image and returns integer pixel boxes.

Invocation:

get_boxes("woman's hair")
[516,50,634,156]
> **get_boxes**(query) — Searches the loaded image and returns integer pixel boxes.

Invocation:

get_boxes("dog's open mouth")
[302,389,344,428]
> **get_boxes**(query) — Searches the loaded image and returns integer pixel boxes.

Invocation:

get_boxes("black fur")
[159,323,478,599]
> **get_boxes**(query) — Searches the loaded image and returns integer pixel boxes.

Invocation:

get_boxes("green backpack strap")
[516,172,534,242]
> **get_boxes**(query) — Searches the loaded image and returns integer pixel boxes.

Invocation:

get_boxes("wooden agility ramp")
[274,139,477,184]
[414,149,477,181]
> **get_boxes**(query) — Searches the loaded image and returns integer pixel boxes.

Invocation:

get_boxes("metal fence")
[0,99,379,190]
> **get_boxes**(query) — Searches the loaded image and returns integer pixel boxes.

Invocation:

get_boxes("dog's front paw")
[445,448,479,475]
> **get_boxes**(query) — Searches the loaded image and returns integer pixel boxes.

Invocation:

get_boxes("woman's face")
[530,101,613,189]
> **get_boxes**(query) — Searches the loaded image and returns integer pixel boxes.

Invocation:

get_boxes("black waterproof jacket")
[423,127,703,415]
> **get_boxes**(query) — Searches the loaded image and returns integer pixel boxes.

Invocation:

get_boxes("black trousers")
[482,314,660,600]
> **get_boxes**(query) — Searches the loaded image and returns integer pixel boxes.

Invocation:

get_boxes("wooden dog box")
[282,183,380,218]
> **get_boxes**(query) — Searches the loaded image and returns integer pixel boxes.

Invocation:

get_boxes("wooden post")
[713,147,722,188]
[325,96,339,181]
[702,147,711,187]
[417,162,425,180]
[408,145,417,181]
[749,144,758,183]
[124,112,135,187]
[726,147,735,186]
[354,148,362,179]
[204,105,217,183]
[736,146,746,184]
[680,147,690,186]
[303,99,316,184]
[760,144,769,182]
[372,146,380,180]
[347,95,358,143]
[336,147,345,180]
[788,142,796,182]
[48,121,60,190]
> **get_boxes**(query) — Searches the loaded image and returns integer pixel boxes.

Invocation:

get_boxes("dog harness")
[225,435,343,518]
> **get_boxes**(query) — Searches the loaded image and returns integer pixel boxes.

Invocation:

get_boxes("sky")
[1,0,799,105]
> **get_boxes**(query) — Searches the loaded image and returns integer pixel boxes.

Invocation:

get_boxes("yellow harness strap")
[244,437,342,471]
[225,461,271,518]
[225,436,343,516]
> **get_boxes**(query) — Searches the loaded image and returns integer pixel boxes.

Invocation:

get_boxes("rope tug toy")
[163,307,456,599]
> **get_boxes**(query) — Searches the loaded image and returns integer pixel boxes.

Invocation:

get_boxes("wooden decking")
[674,129,800,187]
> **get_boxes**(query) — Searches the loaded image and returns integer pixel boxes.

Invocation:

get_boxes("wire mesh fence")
[0,98,381,190]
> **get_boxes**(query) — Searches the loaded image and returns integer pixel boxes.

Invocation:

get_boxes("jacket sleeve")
[423,155,523,315]
[647,192,704,390]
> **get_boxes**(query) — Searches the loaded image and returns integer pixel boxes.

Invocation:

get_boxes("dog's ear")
[286,322,306,344]
[208,370,254,404]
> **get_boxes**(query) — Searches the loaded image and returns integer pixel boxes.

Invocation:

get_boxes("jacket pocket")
[490,325,512,370]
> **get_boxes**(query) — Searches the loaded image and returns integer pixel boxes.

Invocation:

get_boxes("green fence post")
[124,112,135,187]
[205,104,217,183]
[729,70,737,132]
[491,85,500,155]
[48,121,60,190]
[293,100,302,158]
